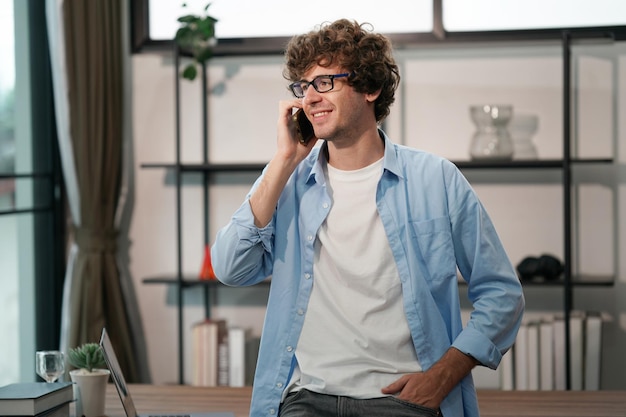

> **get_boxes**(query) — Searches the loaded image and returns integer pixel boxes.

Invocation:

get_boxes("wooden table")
[100,384,626,417]
[102,384,251,417]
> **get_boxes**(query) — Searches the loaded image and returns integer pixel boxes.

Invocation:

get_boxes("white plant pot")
[70,368,111,417]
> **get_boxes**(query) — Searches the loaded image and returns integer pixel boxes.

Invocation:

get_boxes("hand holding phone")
[292,108,315,145]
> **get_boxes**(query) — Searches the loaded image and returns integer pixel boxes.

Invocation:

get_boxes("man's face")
[301,65,375,144]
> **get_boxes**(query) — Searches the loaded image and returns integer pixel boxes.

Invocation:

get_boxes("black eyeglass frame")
[289,73,351,98]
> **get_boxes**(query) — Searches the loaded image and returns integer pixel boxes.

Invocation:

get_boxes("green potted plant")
[68,343,106,373]
[174,2,218,81]
[68,343,110,417]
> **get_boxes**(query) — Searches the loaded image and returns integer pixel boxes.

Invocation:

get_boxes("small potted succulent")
[68,343,110,417]
[174,2,218,81]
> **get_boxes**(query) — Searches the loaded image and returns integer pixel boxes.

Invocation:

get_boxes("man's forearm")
[381,346,480,408]
[426,347,480,402]
[249,155,299,227]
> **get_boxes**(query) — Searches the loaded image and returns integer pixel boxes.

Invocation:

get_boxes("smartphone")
[292,108,315,145]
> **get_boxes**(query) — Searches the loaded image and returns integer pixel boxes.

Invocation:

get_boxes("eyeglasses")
[289,73,350,98]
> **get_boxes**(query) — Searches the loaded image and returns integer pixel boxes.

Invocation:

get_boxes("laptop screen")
[100,327,139,417]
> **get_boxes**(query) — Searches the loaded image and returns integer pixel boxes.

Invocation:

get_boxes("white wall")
[129,42,626,388]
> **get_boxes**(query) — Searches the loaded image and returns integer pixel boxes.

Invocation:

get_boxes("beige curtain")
[47,0,145,382]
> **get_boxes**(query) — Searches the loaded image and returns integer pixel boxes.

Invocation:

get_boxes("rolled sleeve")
[452,326,502,369]
[232,200,274,252]
[212,199,274,286]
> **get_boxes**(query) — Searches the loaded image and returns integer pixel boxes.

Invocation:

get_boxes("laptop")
[99,328,234,417]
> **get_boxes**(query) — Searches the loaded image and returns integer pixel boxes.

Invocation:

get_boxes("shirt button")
[269,408,276,415]
[276,382,283,388]
[286,346,293,352]
[307,235,313,241]
[297,309,304,315]
[304,273,311,279]
[322,202,329,209]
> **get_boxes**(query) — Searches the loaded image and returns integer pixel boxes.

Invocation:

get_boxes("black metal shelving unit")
[140,30,622,387]
[140,44,267,384]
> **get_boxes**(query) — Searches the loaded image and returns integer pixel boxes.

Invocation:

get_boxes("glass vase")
[510,113,539,159]
[469,105,514,160]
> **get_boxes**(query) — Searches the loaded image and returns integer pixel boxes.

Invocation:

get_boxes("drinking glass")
[36,350,65,383]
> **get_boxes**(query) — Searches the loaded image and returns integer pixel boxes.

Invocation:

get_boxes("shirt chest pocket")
[410,216,457,283]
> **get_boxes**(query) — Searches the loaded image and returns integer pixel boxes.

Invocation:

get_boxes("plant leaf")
[182,65,197,81]
[196,48,213,63]
[177,15,200,23]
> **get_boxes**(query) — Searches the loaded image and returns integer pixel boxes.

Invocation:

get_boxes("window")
[0,0,23,386]
[0,0,64,385]
[443,0,626,31]
[131,0,436,53]
[148,0,432,40]
[132,0,626,54]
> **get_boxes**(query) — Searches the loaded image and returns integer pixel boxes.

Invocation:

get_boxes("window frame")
[130,0,626,55]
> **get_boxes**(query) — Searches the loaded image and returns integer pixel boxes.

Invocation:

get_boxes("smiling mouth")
[312,111,331,118]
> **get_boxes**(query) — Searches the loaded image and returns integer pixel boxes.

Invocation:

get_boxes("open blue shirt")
[212,131,524,417]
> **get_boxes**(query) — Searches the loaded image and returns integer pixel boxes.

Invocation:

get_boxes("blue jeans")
[279,389,441,417]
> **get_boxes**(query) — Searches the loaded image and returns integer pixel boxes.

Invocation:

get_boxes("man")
[212,19,524,417]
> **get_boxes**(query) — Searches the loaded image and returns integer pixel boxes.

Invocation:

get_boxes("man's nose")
[303,85,322,103]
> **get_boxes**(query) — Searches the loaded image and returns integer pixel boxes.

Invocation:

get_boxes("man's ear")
[365,89,382,103]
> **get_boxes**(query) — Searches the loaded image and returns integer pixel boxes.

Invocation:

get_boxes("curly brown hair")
[283,19,400,123]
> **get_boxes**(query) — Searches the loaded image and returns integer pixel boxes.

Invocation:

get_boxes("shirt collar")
[306,143,327,185]
[306,129,404,183]
[379,129,404,180]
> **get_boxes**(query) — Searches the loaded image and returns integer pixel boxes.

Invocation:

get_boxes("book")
[513,321,529,390]
[0,382,73,416]
[34,401,70,417]
[583,312,603,390]
[527,321,540,390]
[245,336,261,386]
[227,327,248,387]
[192,319,228,387]
[218,335,229,387]
[539,318,554,391]
[499,349,514,390]
[552,314,566,390]
[569,311,585,390]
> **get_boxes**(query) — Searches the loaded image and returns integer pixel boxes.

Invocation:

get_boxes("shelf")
[140,158,613,173]
[146,275,613,288]
[144,33,619,389]
[452,158,613,169]
[519,274,615,287]
[140,162,266,172]
[143,277,271,288]
[144,277,222,288]
[459,276,614,288]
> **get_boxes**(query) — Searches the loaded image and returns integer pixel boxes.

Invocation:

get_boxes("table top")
[100,384,626,417]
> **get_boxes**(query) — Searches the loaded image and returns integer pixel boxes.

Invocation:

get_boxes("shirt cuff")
[232,199,274,252]
[452,326,502,370]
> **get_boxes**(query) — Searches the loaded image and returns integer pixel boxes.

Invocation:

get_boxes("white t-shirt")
[287,157,422,399]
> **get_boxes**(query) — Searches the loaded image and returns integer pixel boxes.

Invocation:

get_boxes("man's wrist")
[428,347,478,395]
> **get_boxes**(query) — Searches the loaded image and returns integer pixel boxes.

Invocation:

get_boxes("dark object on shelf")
[517,254,564,281]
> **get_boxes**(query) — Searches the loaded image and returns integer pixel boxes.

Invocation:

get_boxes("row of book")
[191,319,260,387]
[501,310,604,391]
[0,381,73,417]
